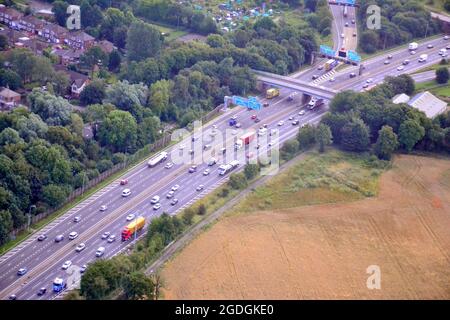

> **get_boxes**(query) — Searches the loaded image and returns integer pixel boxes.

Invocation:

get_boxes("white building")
[407,91,448,118]
[392,93,410,104]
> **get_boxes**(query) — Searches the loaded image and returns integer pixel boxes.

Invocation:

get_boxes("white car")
[166,190,175,199]
[101,232,110,240]
[340,33,344,38]
[179,144,185,150]
[288,116,294,120]
[62,260,72,270]
[329,77,335,82]
[68,232,78,240]
[107,235,116,243]
[299,110,306,116]
[445,35,449,40]
[75,243,86,252]
[203,169,210,176]
[122,189,131,197]
[231,115,238,120]
[95,247,105,257]
[366,78,373,83]
[126,214,135,221]
[151,195,160,204]
[410,50,416,55]
[277,121,284,126]
[171,184,180,191]
[196,185,204,191]
[153,203,161,210]
[165,162,173,169]
[397,65,404,71]
[73,216,81,223]
[99,205,107,211]
[231,129,237,135]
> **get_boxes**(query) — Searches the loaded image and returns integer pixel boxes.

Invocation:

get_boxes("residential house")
[97,39,116,54]
[18,15,45,35]
[55,69,90,98]
[39,23,68,44]
[408,91,448,118]
[52,48,84,65]
[0,87,21,111]
[0,5,23,29]
[64,30,95,51]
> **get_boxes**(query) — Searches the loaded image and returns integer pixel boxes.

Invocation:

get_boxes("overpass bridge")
[254,70,339,101]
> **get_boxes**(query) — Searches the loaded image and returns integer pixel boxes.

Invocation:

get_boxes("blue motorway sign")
[347,50,361,63]
[229,95,262,110]
[320,45,336,57]
[334,0,356,5]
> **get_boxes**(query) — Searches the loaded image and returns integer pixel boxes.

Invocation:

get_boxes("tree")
[374,125,398,160]
[297,124,316,149]
[104,81,148,114]
[80,80,106,106]
[0,210,13,245]
[42,184,70,207]
[445,0,450,12]
[126,21,163,62]
[108,49,121,71]
[52,1,69,27]
[398,119,425,152]
[315,123,333,153]
[304,0,319,11]
[0,69,21,90]
[197,204,207,216]
[280,139,299,160]
[98,110,138,152]
[0,34,8,50]
[123,272,154,300]
[80,46,108,69]
[244,164,259,180]
[228,172,248,190]
[80,0,103,28]
[340,118,370,152]
[52,71,70,96]
[436,67,449,84]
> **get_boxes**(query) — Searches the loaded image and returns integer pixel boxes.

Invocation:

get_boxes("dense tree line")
[319,75,450,158]
[357,0,442,53]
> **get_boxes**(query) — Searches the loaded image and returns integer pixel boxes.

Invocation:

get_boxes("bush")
[228,173,248,190]
[197,204,207,216]
[220,187,230,198]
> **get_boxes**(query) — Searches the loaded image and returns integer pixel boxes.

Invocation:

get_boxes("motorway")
[295,3,357,83]
[2,4,449,301]
[0,87,327,300]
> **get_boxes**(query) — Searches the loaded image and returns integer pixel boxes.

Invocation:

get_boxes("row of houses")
[0,4,96,51]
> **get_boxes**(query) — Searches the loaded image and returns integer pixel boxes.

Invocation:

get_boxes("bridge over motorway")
[254,70,339,101]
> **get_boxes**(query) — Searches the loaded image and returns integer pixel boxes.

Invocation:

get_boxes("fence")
[9,105,225,238]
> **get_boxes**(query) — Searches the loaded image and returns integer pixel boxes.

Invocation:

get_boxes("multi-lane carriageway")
[2,32,450,300]
[0,86,328,300]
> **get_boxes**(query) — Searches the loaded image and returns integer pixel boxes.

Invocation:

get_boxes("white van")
[95,247,105,257]
[122,188,131,197]
[258,128,267,136]
[439,48,447,56]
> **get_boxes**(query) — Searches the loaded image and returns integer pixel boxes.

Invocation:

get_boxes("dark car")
[312,74,319,80]
[263,102,269,107]
[349,72,356,78]
[37,234,47,242]
[254,118,261,123]
[55,234,64,242]
[189,165,197,173]
[9,295,17,300]
[37,288,47,296]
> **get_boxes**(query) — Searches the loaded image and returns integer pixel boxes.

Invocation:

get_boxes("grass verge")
[228,149,389,216]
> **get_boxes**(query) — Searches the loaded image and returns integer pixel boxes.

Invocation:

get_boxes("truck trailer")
[147,152,168,167]
[324,59,338,71]
[235,131,255,149]
[121,216,146,241]
[218,160,240,175]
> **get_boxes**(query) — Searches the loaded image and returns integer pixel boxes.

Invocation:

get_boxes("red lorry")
[235,131,255,149]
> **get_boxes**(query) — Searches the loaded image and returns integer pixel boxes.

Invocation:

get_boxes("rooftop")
[408,91,448,118]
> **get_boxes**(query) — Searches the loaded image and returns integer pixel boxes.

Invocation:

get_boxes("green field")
[418,0,449,14]
[415,80,450,99]
[229,150,389,215]
[144,22,188,42]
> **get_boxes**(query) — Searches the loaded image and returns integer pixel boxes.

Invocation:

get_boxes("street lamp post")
[27,205,36,232]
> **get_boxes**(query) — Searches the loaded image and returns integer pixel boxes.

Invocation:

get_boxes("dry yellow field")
[161,154,450,299]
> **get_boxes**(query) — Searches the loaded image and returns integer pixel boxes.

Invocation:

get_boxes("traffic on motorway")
[0,86,328,300]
